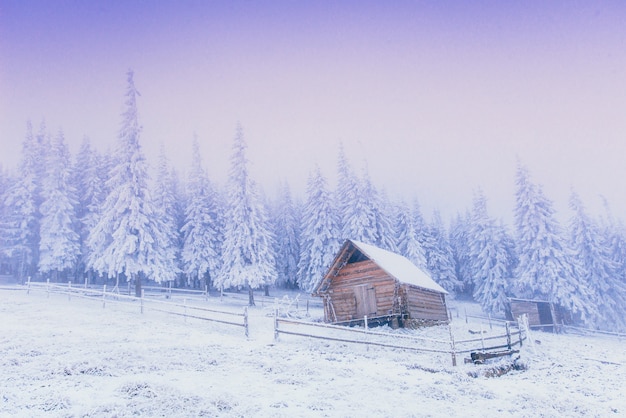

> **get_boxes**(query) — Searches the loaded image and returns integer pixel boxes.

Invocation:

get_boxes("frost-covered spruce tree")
[568,192,623,330]
[340,168,379,244]
[72,138,111,284]
[604,220,626,290]
[87,70,169,296]
[468,189,493,297]
[394,200,427,269]
[272,182,300,289]
[513,162,589,322]
[216,124,276,306]
[336,143,359,240]
[0,167,10,262]
[152,147,182,285]
[473,220,515,316]
[181,139,222,290]
[2,121,49,280]
[72,137,96,282]
[449,211,474,297]
[298,166,341,292]
[38,130,80,281]
[361,168,397,251]
[424,211,462,295]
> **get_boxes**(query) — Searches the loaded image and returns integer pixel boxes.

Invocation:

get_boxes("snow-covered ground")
[1,286,624,417]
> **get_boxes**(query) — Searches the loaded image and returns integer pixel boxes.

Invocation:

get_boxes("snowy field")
[1,286,625,417]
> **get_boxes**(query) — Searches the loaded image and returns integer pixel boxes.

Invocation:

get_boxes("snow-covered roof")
[348,240,448,294]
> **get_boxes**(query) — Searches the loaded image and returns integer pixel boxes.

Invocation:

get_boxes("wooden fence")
[25,279,249,337]
[274,312,527,366]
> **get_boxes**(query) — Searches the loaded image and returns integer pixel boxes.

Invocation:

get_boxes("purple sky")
[2,1,626,223]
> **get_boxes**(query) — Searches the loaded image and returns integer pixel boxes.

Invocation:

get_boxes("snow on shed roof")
[349,240,448,294]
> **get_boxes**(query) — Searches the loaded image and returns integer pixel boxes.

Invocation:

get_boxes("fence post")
[68,281,72,301]
[465,308,468,324]
[519,314,535,354]
[141,289,144,314]
[26,276,31,295]
[204,284,208,302]
[506,322,511,350]
[244,307,249,338]
[364,315,368,329]
[102,284,107,309]
[449,325,457,367]
[488,314,493,330]
[306,299,309,316]
[274,309,279,341]
[168,281,172,300]
[480,323,485,351]
[46,279,50,298]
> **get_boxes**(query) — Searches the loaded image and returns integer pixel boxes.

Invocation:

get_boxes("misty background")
[2,1,626,222]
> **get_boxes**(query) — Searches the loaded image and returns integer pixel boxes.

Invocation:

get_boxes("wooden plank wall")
[510,301,541,325]
[322,259,448,324]
[325,260,397,322]
[404,285,448,321]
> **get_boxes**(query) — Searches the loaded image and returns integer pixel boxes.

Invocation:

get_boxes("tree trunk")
[248,284,255,306]
[264,284,270,297]
[135,274,142,298]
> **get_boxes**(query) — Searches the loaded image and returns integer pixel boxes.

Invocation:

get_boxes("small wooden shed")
[312,240,449,327]
[506,298,563,332]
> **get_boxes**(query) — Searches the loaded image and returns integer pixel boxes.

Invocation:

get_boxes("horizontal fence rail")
[273,313,527,366]
[24,279,249,337]
[563,325,626,338]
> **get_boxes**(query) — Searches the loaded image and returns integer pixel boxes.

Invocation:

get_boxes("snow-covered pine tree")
[336,143,359,240]
[394,200,427,269]
[568,191,624,330]
[468,189,493,298]
[181,138,222,290]
[513,162,590,323]
[272,182,300,289]
[360,168,397,251]
[73,137,94,282]
[86,70,169,296]
[298,166,341,292]
[424,211,462,295]
[38,130,80,281]
[151,147,182,284]
[472,220,515,316]
[0,166,15,272]
[340,166,378,244]
[80,147,112,285]
[2,121,49,280]
[449,211,474,297]
[216,124,276,306]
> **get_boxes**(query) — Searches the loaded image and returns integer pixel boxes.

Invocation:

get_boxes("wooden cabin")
[506,298,563,332]
[312,240,449,327]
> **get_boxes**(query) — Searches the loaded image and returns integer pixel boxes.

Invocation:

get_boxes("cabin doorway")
[355,284,377,318]
[537,302,554,331]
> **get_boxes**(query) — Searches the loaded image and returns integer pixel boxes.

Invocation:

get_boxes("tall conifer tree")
[216,124,276,305]
[87,70,168,295]
[298,166,341,292]
[181,139,222,289]
[38,130,80,280]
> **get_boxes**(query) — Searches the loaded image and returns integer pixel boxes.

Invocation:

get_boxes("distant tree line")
[1,71,624,329]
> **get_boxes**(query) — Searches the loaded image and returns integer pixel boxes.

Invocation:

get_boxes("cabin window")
[347,249,368,264]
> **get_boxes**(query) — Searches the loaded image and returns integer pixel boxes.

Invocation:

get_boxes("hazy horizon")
[2,1,626,224]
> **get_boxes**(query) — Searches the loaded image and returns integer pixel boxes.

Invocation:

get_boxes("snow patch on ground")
[1,288,624,417]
